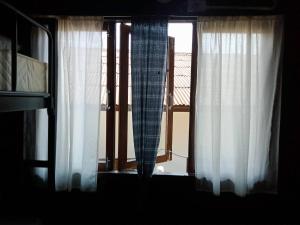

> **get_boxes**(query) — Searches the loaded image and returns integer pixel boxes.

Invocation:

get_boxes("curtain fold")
[131,20,168,177]
[194,16,283,196]
[56,17,103,191]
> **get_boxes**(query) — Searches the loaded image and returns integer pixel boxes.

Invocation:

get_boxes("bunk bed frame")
[0,0,56,191]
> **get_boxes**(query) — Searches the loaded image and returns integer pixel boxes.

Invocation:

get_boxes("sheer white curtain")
[56,17,103,191]
[30,27,49,183]
[195,16,283,196]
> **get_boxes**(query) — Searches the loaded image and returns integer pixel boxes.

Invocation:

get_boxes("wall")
[278,0,300,196]
[6,0,284,16]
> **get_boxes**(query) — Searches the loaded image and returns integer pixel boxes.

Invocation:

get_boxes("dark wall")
[278,0,300,196]
[0,112,24,193]
[5,0,284,16]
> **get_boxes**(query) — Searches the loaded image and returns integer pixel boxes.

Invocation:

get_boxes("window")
[98,21,197,175]
[98,22,116,171]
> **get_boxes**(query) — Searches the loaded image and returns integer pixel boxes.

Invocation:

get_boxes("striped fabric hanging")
[131,20,168,177]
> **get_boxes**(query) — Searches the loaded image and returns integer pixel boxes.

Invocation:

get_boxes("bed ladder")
[0,0,57,192]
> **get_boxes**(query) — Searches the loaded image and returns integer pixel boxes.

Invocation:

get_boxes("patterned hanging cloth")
[131,20,168,177]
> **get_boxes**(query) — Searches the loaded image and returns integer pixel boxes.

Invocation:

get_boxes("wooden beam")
[187,22,198,175]
[105,104,190,112]
[98,154,169,172]
[105,22,116,171]
[166,37,175,160]
[173,105,190,112]
[118,23,130,171]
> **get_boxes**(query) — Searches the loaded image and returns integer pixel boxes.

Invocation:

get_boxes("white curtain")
[56,17,103,191]
[33,28,49,182]
[25,27,48,184]
[195,16,283,196]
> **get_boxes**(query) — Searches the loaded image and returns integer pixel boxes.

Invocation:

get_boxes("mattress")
[0,49,48,92]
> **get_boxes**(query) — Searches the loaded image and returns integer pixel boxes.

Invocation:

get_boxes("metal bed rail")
[0,0,56,191]
[0,0,54,110]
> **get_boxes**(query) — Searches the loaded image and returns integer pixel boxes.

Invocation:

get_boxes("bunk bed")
[0,0,56,190]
